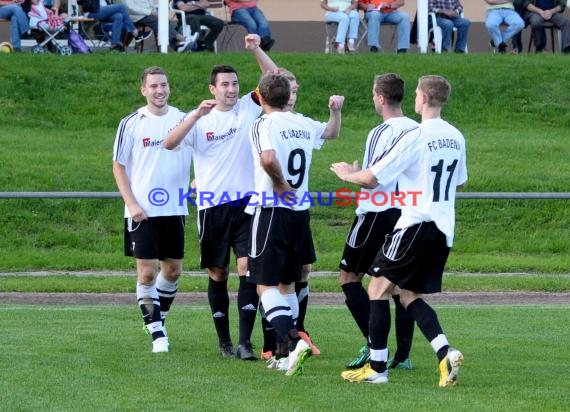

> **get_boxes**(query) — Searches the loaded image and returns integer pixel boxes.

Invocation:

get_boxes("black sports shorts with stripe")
[247,207,313,286]
[197,197,251,269]
[339,208,401,274]
[124,216,185,260]
[368,221,450,294]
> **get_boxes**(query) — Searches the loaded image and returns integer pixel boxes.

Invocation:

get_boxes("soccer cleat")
[236,342,258,361]
[285,339,311,376]
[346,344,370,369]
[341,363,388,384]
[219,341,235,358]
[260,350,274,361]
[387,357,413,370]
[438,348,464,387]
[266,356,289,371]
[298,331,321,356]
[152,337,169,353]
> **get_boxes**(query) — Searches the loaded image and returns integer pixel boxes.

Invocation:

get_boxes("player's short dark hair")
[418,75,451,107]
[141,66,167,86]
[373,73,405,106]
[211,65,238,85]
[258,74,291,110]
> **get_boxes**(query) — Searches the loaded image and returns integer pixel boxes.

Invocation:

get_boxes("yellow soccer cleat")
[341,363,388,384]
[439,348,464,387]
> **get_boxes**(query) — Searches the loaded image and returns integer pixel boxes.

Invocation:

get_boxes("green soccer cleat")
[285,339,312,376]
[387,357,413,370]
[346,344,371,369]
[439,348,464,387]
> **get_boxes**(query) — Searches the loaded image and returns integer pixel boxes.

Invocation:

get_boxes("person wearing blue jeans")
[225,0,274,51]
[428,0,470,53]
[485,1,524,53]
[359,0,411,53]
[0,1,30,52]
[79,0,142,52]
[321,0,360,53]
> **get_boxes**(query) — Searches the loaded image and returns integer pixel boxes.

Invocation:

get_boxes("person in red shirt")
[358,0,411,53]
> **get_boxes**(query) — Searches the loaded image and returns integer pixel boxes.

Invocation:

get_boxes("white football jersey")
[357,116,419,215]
[113,106,191,218]
[182,93,262,210]
[248,111,324,212]
[369,118,467,246]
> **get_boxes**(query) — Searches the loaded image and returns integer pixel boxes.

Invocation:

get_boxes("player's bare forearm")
[246,34,277,74]
[323,95,345,139]
[260,150,294,196]
[113,162,146,220]
[330,161,378,188]
[163,100,216,149]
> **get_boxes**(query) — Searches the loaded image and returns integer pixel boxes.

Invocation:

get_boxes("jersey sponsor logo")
[205,127,237,142]
[142,137,164,148]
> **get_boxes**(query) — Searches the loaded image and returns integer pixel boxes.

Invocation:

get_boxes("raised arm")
[245,34,278,74]
[163,100,216,150]
[322,95,345,139]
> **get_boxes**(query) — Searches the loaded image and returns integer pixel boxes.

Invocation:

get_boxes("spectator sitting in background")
[78,0,148,52]
[321,0,360,54]
[524,0,570,53]
[0,0,30,52]
[173,0,223,52]
[122,0,193,52]
[428,0,470,53]
[484,0,524,53]
[358,0,411,53]
[224,0,274,51]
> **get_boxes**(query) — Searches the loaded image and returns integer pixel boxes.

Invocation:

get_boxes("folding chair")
[208,0,246,52]
[355,11,397,52]
[169,0,219,53]
[428,12,468,54]
[324,21,337,53]
[527,21,562,53]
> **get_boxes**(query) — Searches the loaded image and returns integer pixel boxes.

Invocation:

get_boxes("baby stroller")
[28,0,72,55]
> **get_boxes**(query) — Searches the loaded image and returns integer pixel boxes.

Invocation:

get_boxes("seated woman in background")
[321,0,360,53]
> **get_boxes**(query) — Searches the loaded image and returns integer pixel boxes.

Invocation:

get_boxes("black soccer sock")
[260,311,277,353]
[208,277,231,345]
[393,294,415,362]
[237,276,259,345]
[137,283,164,340]
[406,298,448,362]
[369,299,391,373]
[156,272,178,325]
[260,288,295,344]
[342,282,370,340]
[295,281,309,332]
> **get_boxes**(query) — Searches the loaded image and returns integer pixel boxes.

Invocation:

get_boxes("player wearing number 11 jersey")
[332,75,467,386]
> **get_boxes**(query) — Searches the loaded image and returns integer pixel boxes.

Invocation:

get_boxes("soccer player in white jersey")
[341,73,418,371]
[163,35,277,360]
[112,67,191,353]
[332,75,467,387]
[243,58,343,358]
[247,74,343,376]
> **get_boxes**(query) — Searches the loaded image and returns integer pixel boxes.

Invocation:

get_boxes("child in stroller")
[28,0,72,54]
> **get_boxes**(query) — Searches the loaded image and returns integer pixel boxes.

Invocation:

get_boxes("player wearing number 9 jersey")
[332,75,467,387]
[246,74,343,375]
